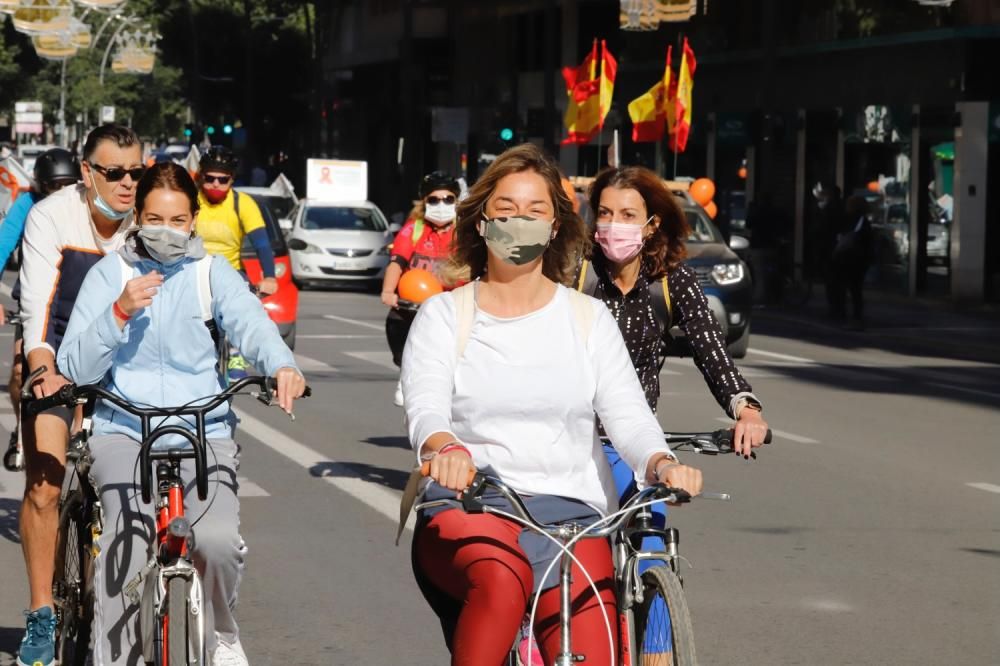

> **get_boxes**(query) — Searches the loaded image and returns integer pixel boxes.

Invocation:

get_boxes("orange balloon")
[705,200,718,219]
[690,178,716,207]
[737,166,748,179]
[398,268,443,304]
[867,181,880,193]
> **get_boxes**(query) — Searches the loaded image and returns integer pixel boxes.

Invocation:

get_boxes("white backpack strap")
[196,255,213,322]
[452,282,477,361]
[117,253,132,293]
[566,288,595,349]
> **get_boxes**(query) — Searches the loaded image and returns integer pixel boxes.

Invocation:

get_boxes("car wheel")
[282,323,296,351]
[728,324,750,359]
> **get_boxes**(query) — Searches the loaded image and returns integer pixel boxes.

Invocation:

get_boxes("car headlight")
[274,262,287,278]
[297,242,324,254]
[378,243,392,256]
[711,262,745,286]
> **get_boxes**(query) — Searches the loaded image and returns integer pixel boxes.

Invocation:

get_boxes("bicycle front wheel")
[634,566,696,666]
[53,487,92,666]
[165,576,188,666]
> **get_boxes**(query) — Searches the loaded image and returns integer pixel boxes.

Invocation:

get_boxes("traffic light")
[183,125,193,138]
[206,125,216,136]
[223,124,233,135]
[499,127,514,142]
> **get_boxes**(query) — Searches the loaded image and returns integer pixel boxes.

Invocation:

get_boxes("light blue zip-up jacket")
[57,235,299,443]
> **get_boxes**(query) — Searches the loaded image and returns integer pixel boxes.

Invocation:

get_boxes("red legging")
[415,508,619,666]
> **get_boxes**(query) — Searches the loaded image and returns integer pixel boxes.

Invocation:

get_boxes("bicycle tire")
[166,576,188,666]
[53,486,92,666]
[634,566,697,666]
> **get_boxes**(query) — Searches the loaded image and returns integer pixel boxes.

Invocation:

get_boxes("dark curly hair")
[445,144,590,285]
[587,166,691,278]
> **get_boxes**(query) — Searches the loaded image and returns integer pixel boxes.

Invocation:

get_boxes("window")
[302,206,387,231]
[685,210,723,243]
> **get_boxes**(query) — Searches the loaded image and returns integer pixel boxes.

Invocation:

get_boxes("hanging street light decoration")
[110,26,157,74]
[620,0,699,31]
[32,32,78,59]
[74,0,127,9]
[12,0,73,35]
[1,0,22,16]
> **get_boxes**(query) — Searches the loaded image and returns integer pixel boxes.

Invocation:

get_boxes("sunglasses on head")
[426,194,456,205]
[203,174,232,185]
[90,163,145,183]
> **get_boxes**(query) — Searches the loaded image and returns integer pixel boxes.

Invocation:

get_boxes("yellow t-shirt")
[195,190,266,270]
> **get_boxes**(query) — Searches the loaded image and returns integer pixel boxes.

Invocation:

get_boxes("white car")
[286,199,396,289]
[17,143,58,174]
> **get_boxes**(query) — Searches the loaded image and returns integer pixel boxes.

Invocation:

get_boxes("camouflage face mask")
[478,215,555,266]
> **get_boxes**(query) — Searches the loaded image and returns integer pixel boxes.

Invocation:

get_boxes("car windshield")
[302,206,386,231]
[257,195,295,221]
[685,210,723,243]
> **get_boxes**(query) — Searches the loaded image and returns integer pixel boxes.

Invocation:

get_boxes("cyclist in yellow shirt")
[196,146,278,380]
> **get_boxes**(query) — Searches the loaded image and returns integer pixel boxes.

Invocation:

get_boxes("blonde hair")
[443,144,590,286]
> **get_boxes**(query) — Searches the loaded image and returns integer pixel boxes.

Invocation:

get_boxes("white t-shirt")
[402,283,673,514]
[19,185,133,355]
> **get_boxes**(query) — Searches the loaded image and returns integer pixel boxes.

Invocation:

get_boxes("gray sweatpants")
[89,434,246,665]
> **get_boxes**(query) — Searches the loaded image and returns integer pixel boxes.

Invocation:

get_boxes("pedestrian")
[817,183,846,313]
[828,194,872,329]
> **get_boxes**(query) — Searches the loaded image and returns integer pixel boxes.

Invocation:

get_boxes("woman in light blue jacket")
[57,162,305,666]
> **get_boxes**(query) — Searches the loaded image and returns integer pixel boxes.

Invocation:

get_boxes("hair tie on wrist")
[113,302,131,321]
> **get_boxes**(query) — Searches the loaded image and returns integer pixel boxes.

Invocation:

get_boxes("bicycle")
[28,374,311,665]
[413,427,770,666]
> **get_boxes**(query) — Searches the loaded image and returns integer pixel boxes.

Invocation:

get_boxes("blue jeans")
[604,442,672,653]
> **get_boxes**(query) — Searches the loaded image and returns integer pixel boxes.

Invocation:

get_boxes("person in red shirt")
[381,171,460,406]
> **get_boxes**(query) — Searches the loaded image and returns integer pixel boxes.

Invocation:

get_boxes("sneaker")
[227,354,251,382]
[17,606,56,666]
[212,635,248,666]
[517,633,543,666]
[393,379,404,407]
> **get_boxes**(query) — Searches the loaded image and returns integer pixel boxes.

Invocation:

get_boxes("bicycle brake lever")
[701,492,731,501]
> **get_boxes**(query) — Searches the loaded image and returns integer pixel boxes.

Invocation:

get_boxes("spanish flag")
[669,38,697,153]
[628,46,673,143]
[562,40,617,145]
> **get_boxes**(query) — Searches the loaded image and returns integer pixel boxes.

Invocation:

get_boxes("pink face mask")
[595,217,653,264]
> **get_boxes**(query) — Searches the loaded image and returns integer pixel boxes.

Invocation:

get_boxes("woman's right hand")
[117,271,164,317]
[381,291,399,308]
[428,449,476,492]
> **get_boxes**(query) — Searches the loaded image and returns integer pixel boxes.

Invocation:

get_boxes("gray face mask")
[138,225,191,266]
[478,215,555,266]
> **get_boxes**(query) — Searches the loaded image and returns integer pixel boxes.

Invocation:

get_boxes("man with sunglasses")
[195,146,277,381]
[381,171,460,406]
[15,124,139,666]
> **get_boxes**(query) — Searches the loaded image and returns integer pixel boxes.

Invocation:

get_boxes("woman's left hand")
[273,367,306,414]
[733,408,769,458]
[653,459,703,499]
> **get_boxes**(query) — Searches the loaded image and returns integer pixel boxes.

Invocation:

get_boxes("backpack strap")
[566,289,594,348]
[232,189,241,224]
[453,281,476,360]
[195,255,214,323]
[647,273,672,333]
[412,218,425,244]
[117,253,132,293]
[575,259,600,296]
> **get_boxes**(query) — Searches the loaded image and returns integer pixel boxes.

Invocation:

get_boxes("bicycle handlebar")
[663,428,772,456]
[25,373,312,503]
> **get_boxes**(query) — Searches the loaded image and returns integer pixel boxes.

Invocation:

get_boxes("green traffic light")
[500,128,514,141]
[184,128,193,137]
[223,124,233,135]
[206,126,216,135]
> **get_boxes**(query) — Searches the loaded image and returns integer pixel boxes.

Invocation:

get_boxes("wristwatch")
[734,396,763,419]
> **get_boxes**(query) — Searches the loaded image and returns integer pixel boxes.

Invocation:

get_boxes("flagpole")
[672,32,684,180]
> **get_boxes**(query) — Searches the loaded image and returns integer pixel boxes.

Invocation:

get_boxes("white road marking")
[298,334,379,340]
[925,382,1000,401]
[233,408,406,528]
[0,468,22,500]
[322,314,384,332]
[715,417,819,443]
[966,482,1000,495]
[237,476,270,497]
[343,350,398,371]
[293,353,337,374]
[746,348,815,364]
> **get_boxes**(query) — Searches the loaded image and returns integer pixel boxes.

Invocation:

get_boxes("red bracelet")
[112,302,131,321]
[438,442,471,458]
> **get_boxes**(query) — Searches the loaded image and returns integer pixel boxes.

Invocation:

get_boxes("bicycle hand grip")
[420,461,477,486]
[26,384,76,415]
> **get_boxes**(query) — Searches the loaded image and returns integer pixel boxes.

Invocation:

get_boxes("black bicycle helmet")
[419,170,460,199]
[199,145,238,174]
[33,148,80,190]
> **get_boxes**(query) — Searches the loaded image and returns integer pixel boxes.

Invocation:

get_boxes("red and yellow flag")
[562,40,617,145]
[668,38,697,153]
[628,46,673,143]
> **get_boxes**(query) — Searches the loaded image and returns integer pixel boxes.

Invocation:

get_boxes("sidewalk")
[751,287,1000,366]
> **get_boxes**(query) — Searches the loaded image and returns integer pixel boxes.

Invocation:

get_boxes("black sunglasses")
[426,194,456,205]
[203,174,232,185]
[89,163,145,183]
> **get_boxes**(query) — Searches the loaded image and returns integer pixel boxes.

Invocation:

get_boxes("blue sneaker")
[227,354,250,383]
[17,606,56,666]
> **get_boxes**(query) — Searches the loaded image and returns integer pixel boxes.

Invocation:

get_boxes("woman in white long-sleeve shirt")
[402,144,703,666]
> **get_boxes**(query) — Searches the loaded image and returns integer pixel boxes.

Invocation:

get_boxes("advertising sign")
[306,159,367,202]
[14,100,43,135]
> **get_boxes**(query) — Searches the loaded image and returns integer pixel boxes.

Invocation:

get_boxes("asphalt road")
[0,286,997,665]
